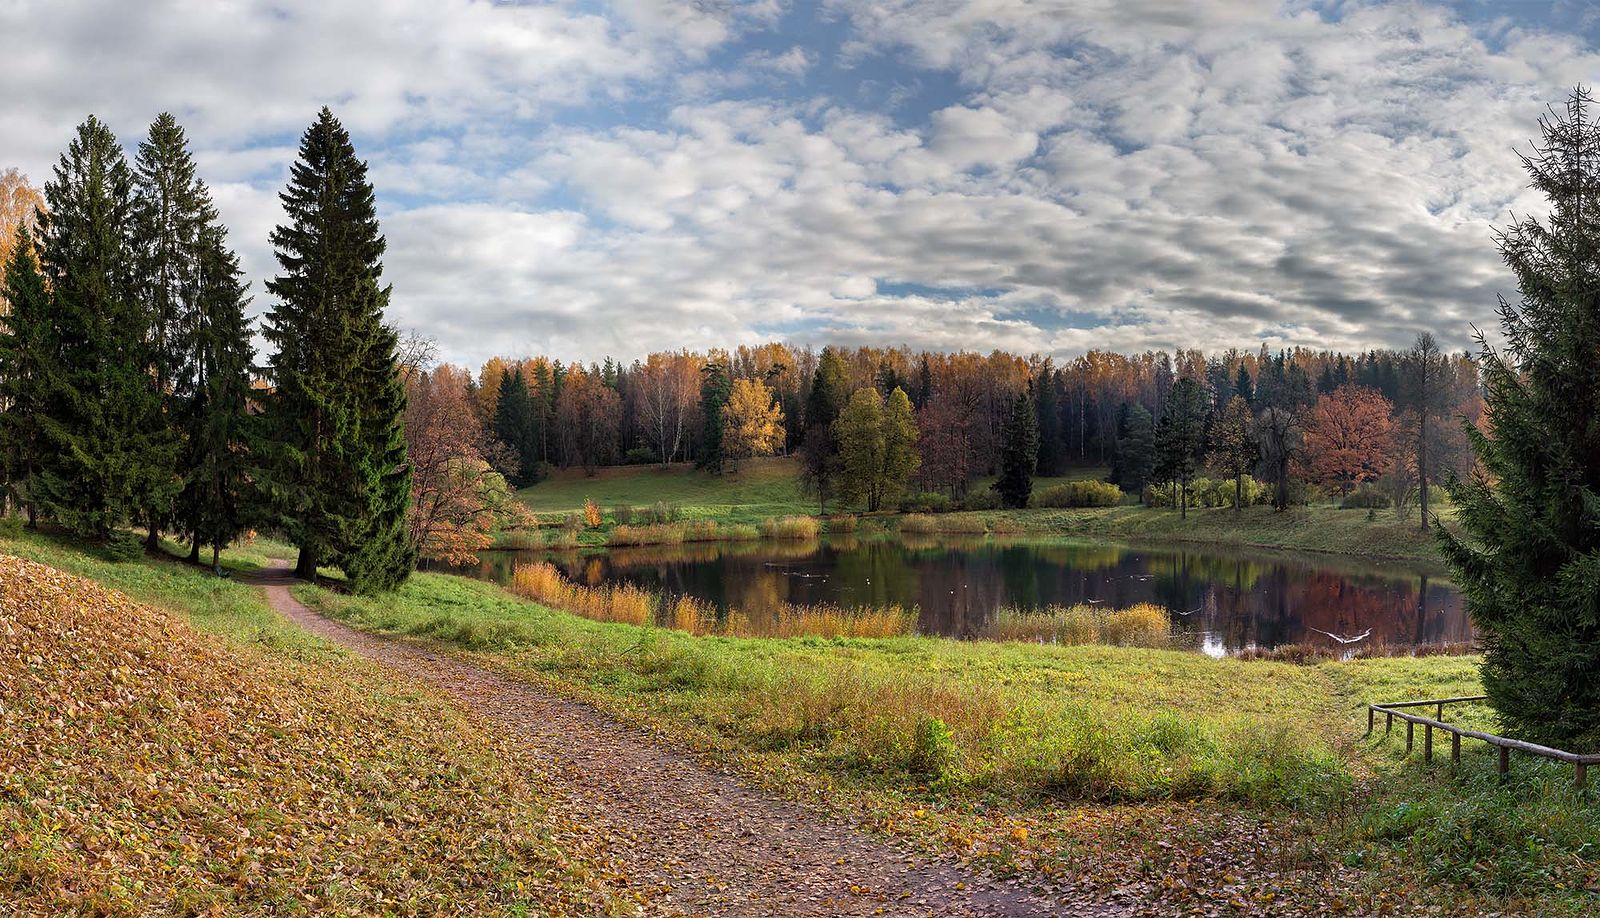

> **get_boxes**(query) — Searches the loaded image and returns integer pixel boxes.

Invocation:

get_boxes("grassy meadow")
[514,457,1448,563]
[293,567,1599,916]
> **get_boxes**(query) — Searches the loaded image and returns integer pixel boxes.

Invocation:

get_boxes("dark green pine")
[260,107,414,593]
[494,366,536,485]
[132,112,215,548]
[994,393,1039,509]
[1440,89,1600,749]
[175,224,255,570]
[697,360,732,473]
[35,116,174,541]
[0,225,50,525]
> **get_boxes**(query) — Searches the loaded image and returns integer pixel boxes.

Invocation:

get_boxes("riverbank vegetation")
[0,527,629,915]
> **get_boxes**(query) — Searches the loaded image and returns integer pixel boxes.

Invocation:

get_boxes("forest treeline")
[440,334,1483,520]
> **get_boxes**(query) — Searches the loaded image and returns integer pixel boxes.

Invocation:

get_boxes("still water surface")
[449,535,1469,656]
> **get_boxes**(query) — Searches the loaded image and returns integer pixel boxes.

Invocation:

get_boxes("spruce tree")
[1112,403,1156,499]
[1155,377,1209,519]
[799,348,849,512]
[35,116,174,541]
[175,226,254,570]
[994,393,1039,509]
[1234,365,1254,408]
[260,108,413,593]
[696,360,732,473]
[1440,88,1600,748]
[494,366,536,485]
[132,112,220,551]
[0,226,49,526]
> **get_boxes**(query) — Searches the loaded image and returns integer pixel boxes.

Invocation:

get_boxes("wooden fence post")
[1367,707,1374,736]
[1424,724,1433,764]
[1577,763,1588,790]
[1406,720,1414,755]
[1498,746,1510,782]
[1451,732,1460,769]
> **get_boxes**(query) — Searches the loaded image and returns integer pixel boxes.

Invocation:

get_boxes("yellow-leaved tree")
[722,377,785,469]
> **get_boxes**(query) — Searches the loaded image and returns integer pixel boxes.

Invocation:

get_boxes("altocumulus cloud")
[3,0,1598,366]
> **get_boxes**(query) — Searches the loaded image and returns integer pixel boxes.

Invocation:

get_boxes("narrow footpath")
[248,561,1125,917]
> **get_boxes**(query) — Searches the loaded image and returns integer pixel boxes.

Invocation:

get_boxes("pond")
[443,535,1470,656]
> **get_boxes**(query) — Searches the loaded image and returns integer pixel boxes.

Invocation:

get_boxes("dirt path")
[248,562,1124,917]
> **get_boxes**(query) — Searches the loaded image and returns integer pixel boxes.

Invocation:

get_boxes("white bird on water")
[1175,606,1201,617]
[1308,627,1373,645]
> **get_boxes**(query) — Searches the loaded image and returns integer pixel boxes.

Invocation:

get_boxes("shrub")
[1032,480,1122,508]
[900,513,938,534]
[645,501,681,524]
[1340,485,1390,509]
[956,490,1000,511]
[758,516,821,540]
[899,491,952,513]
[104,532,144,563]
[582,499,603,528]
[610,505,637,525]
[624,446,659,465]
[909,717,957,779]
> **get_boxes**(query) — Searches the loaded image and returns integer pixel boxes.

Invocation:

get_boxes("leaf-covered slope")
[0,553,628,916]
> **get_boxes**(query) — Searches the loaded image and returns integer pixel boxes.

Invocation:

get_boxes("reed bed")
[758,515,822,539]
[606,520,761,547]
[901,513,988,534]
[766,603,915,639]
[509,562,653,626]
[991,603,1170,648]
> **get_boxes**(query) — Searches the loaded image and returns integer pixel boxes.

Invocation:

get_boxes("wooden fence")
[1367,695,1599,788]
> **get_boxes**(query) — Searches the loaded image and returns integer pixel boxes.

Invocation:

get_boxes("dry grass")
[991,603,1170,648]
[757,515,822,540]
[901,513,988,534]
[766,603,916,639]
[510,562,653,626]
[606,520,761,547]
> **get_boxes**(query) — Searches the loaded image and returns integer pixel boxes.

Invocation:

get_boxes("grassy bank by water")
[295,568,1598,915]
[0,523,631,915]
[514,458,1446,563]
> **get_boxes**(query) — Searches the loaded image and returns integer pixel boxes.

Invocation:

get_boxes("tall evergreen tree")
[1154,377,1209,519]
[696,359,732,473]
[1401,331,1455,531]
[913,354,933,409]
[175,226,254,570]
[798,348,849,512]
[1111,402,1156,500]
[260,108,413,593]
[1234,364,1254,408]
[1440,89,1600,748]
[35,116,174,540]
[133,112,221,551]
[994,393,1039,509]
[494,366,536,485]
[0,226,49,526]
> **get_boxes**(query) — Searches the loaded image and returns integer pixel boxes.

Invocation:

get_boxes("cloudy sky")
[4,1,1598,367]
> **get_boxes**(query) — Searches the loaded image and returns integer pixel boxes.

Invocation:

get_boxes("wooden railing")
[1367,695,1599,788]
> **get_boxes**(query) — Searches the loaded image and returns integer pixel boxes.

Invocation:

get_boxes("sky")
[3,0,1599,369]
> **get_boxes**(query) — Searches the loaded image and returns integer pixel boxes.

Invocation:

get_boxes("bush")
[899,491,952,513]
[956,490,1000,511]
[909,717,957,779]
[900,513,938,534]
[610,505,637,525]
[646,501,681,524]
[1340,485,1390,509]
[104,532,144,563]
[1032,480,1122,508]
[624,446,659,466]
[582,499,602,528]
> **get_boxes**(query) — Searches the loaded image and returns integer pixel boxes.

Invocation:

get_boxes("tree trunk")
[1180,477,1188,520]
[188,539,202,564]
[1418,408,1430,531]
[24,502,36,530]
[294,545,318,581]
[1234,473,1243,512]
[212,543,223,577]
[144,519,160,553]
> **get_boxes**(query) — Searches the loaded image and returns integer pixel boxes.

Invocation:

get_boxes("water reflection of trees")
[456,537,1470,653]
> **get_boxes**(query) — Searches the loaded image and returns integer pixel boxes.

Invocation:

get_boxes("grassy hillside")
[0,526,630,915]
[296,569,1599,916]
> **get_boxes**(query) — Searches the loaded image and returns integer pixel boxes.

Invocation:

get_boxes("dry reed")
[991,603,1169,648]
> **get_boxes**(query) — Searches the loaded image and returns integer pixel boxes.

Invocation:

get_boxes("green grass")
[514,459,1444,562]
[519,457,810,525]
[293,569,1599,914]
